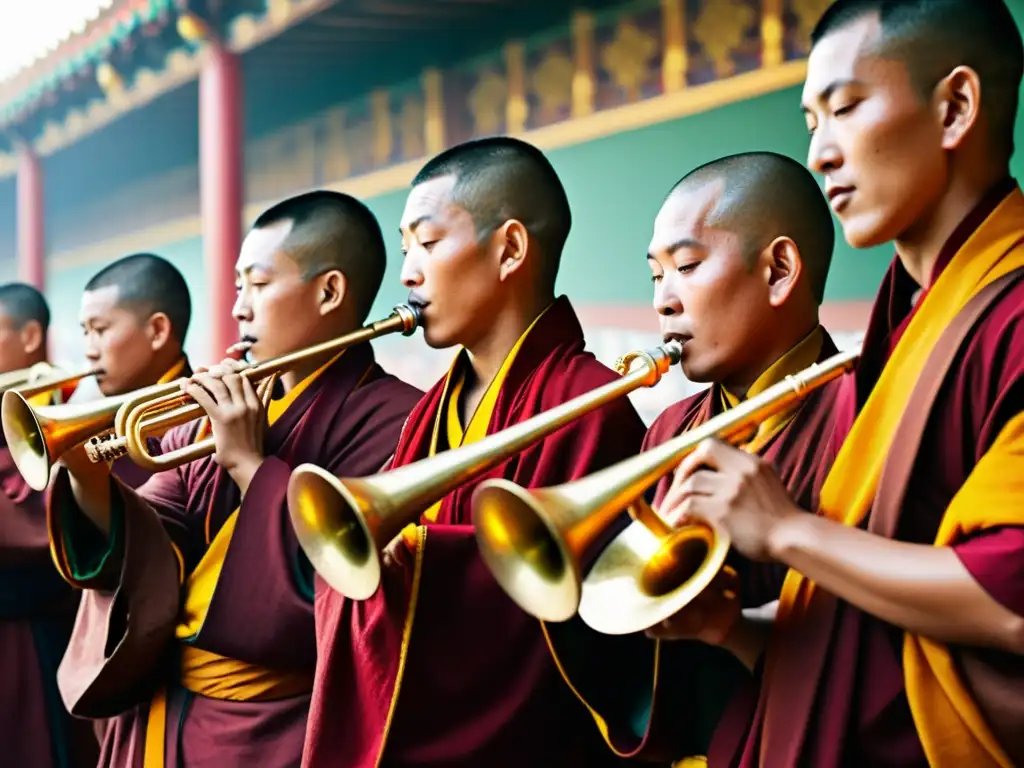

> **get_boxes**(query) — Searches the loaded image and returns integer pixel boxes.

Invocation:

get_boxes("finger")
[675,439,723,481]
[225,342,252,359]
[186,382,220,416]
[221,373,249,406]
[190,373,232,405]
[240,375,262,412]
[659,470,717,526]
[217,358,248,373]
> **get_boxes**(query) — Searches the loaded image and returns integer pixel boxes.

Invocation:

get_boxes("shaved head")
[670,151,835,303]
[0,283,49,335]
[85,253,191,344]
[811,0,1023,163]
[252,190,386,323]
[411,136,571,291]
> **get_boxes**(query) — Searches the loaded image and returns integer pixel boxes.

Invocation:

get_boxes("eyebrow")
[800,78,861,112]
[235,263,273,279]
[400,215,435,235]
[647,238,705,260]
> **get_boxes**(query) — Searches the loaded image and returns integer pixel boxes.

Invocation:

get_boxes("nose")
[232,291,252,323]
[400,255,423,289]
[653,277,682,317]
[83,336,100,362]
[807,127,842,175]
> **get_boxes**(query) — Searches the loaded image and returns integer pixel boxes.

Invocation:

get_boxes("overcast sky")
[0,0,114,84]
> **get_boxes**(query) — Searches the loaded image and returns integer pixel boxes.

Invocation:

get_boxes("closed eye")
[678,263,699,274]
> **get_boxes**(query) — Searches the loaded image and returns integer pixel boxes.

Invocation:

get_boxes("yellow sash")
[143,352,340,767]
[545,328,825,763]
[719,326,824,453]
[417,304,551,524]
[770,189,1024,767]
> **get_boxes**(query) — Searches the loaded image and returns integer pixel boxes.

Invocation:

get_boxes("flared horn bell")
[474,347,861,635]
[288,341,685,601]
[288,464,414,600]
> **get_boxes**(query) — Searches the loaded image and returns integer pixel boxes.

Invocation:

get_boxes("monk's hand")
[183,358,265,486]
[659,438,801,562]
[645,566,741,645]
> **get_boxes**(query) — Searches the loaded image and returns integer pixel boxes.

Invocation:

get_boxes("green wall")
[28,82,932,361]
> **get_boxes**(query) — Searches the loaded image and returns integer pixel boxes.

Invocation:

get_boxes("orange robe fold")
[714,179,1024,768]
[47,344,420,768]
[305,296,649,767]
[541,327,843,763]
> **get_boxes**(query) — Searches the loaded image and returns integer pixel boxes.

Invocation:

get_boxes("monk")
[304,136,648,767]
[46,190,423,767]
[656,1,1024,766]
[76,253,196,488]
[0,283,99,768]
[541,151,843,764]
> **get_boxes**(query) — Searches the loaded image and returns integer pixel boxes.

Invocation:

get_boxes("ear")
[19,320,43,355]
[494,219,529,282]
[316,269,347,317]
[760,236,802,308]
[935,65,981,151]
[145,312,174,353]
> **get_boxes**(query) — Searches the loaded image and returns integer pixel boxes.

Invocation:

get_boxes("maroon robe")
[0,437,100,768]
[541,330,843,763]
[47,343,421,768]
[711,179,1024,767]
[305,296,649,767]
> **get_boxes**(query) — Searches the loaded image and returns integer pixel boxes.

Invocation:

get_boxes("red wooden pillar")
[199,43,243,362]
[16,143,45,290]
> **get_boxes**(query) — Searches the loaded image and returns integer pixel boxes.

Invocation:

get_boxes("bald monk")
[78,253,195,489]
[46,191,422,767]
[655,1,1024,765]
[304,136,647,767]
[0,283,99,768]
[542,151,843,764]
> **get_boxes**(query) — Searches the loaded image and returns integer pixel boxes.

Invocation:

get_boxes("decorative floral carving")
[531,50,574,121]
[468,70,507,136]
[693,0,755,78]
[601,22,657,102]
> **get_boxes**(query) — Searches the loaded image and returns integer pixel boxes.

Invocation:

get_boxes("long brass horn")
[93,304,421,472]
[2,378,187,491]
[472,348,859,634]
[287,341,683,600]
[0,362,93,397]
[2,305,420,490]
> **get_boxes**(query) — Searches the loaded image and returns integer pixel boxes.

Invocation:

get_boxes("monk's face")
[400,175,498,349]
[0,309,41,374]
[648,184,776,386]
[802,14,947,249]
[80,286,169,396]
[233,221,328,363]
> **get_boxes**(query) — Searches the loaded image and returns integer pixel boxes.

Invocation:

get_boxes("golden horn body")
[472,347,860,632]
[0,362,93,397]
[2,378,183,491]
[1,306,420,490]
[287,341,684,601]
[111,304,420,473]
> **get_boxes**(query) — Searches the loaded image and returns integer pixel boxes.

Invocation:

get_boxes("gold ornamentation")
[468,70,507,136]
[601,21,658,102]
[532,50,574,122]
[398,94,426,159]
[370,90,393,166]
[322,108,351,181]
[693,0,755,78]
[791,0,832,52]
